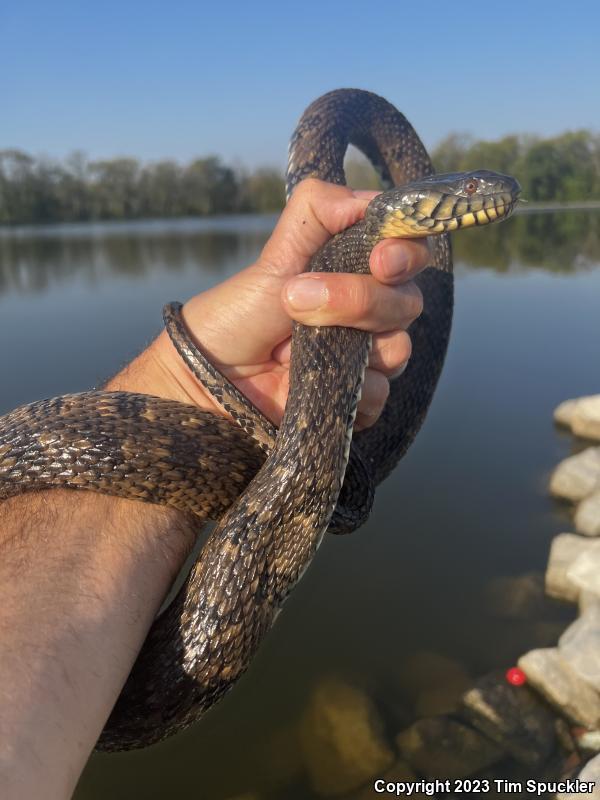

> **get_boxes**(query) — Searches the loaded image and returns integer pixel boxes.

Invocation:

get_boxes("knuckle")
[413,240,431,267]
[401,281,424,320]
[371,331,412,375]
[295,177,323,198]
[356,412,376,430]
[363,370,390,411]
[350,278,375,319]
[375,375,391,407]
[398,331,412,363]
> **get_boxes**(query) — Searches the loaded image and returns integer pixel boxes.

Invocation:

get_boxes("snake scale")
[0,89,519,750]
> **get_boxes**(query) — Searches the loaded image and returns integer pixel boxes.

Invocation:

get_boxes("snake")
[0,89,520,751]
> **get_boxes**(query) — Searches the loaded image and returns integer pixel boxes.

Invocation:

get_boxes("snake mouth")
[441,194,518,232]
[379,195,517,237]
[374,170,521,239]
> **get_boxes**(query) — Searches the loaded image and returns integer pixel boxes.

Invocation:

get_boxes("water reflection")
[0,211,599,298]
[453,209,600,272]
[0,215,277,295]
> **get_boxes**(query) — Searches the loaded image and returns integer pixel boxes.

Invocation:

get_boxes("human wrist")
[105,328,224,417]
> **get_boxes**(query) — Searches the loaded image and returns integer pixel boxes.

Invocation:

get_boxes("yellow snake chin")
[379,211,432,239]
[379,193,515,239]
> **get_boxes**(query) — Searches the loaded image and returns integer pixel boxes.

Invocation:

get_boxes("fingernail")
[285,276,328,311]
[381,246,412,279]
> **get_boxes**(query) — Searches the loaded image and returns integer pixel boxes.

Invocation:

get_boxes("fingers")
[369,330,412,377]
[355,368,390,430]
[180,179,381,370]
[259,179,378,278]
[369,237,430,285]
[281,228,429,330]
[282,273,424,333]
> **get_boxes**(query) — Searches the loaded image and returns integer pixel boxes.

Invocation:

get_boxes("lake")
[1,210,599,798]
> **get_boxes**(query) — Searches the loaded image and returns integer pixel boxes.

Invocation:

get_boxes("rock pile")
[517,393,600,792]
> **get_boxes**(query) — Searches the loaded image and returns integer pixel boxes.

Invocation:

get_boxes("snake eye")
[464,178,479,195]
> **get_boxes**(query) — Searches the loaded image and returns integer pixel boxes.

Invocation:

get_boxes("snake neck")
[204,321,371,598]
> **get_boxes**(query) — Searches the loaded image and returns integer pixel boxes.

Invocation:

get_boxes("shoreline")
[0,201,598,234]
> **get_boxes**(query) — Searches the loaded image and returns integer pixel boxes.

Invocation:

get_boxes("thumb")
[259,178,377,277]
[181,180,377,368]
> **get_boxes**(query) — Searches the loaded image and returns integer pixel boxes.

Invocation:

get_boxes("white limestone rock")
[573,396,600,441]
[568,543,600,597]
[554,398,580,428]
[557,751,600,799]
[545,534,594,603]
[555,395,600,442]
[575,492,600,536]
[549,448,600,502]
[579,590,600,614]
[560,607,600,692]
[518,648,600,729]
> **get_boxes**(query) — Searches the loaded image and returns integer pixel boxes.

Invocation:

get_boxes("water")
[1,210,599,798]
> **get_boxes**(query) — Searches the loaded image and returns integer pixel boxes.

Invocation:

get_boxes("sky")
[2,0,599,168]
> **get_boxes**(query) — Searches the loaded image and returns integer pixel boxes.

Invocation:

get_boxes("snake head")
[366,169,521,239]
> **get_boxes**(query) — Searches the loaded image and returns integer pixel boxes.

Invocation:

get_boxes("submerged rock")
[256,722,304,789]
[518,648,600,729]
[461,670,556,768]
[560,607,600,692]
[575,492,600,536]
[545,533,593,602]
[484,572,546,619]
[549,447,600,503]
[350,761,416,800]
[415,682,471,718]
[224,794,260,800]
[555,395,600,442]
[396,717,503,779]
[299,676,394,797]
[396,651,470,692]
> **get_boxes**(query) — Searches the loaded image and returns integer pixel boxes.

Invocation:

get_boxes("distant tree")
[344,152,381,190]
[1,128,598,226]
[432,133,473,174]
[59,151,92,221]
[138,160,183,218]
[182,157,238,215]
[0,150,37,222]
[88,158,141,219]
[238,167,285,212]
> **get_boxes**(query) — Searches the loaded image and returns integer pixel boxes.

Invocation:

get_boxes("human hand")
[109,179,429,430]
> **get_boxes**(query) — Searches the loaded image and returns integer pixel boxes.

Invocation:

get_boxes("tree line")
[1,128,598,225]
[0,151,285,224]
[432,129,600,202]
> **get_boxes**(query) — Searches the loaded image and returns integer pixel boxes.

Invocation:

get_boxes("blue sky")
[2,0,599,167]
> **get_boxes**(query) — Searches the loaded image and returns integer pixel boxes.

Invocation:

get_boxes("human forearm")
[0,489,193,800]
[0,179,427,798]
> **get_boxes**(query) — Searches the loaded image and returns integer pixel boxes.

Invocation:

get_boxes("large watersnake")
[0,89,520,749]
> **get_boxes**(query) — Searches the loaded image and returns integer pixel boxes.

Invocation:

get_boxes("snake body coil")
[0,89,519,750]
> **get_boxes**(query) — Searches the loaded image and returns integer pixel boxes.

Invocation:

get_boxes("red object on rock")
[506,667,527,686]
